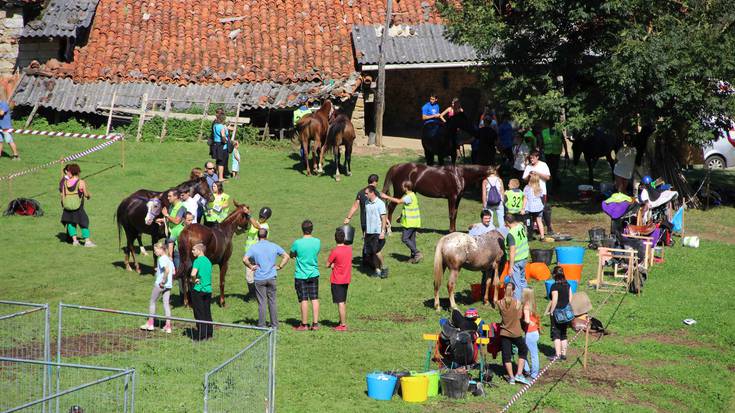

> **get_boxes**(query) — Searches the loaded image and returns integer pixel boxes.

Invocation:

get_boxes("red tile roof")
[52,0,441,85]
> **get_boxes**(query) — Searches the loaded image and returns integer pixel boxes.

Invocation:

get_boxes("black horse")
[572,127,622,184]
[116,178,212,273]
[421,112,477,166]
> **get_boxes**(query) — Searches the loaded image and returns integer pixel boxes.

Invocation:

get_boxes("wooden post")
[232,100,241,142]
[159,98,171,143]
[105,91,117,134]
[120,135,125,169]
[135,93,148,142]
[583,322,591,369]
[373,0,393,147]
[198,97,211,142]
[25,103,40,127]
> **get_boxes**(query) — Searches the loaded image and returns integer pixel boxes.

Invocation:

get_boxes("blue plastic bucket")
[545,280,578,299]
[366,372,397,400]
[555,246,585,265]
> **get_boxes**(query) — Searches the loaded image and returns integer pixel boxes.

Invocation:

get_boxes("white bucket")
[682,236,700,248]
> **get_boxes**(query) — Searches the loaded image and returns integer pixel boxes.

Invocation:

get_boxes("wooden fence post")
[105,91,117,134]
[135,93,148,142]
[232,100,241,141]
[583,323,591,369]
[25,103,40,127]
[159,98,171,143]
[198,98,211,142]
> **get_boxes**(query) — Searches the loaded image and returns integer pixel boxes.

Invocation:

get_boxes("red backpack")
[3,198,44,217]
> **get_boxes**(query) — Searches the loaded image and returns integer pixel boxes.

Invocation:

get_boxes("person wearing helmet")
[244,207,272,289]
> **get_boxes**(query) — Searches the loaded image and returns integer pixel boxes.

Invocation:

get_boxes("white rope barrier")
[1,128,120,140]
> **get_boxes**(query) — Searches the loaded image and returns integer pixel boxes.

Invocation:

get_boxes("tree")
[437,0,735,145]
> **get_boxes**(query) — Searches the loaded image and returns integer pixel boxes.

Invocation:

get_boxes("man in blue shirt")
[364,186,388,278]
[421,93,442,165]
[0,96,20,160]
[243,228,290,328]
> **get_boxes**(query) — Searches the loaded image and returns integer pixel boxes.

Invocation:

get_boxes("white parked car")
[703,128,735,169]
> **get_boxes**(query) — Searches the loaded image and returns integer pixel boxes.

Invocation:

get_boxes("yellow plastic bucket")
[400,375,429,403]
[414,371,440,397]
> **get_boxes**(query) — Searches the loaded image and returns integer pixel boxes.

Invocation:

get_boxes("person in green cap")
[290,220,321,330]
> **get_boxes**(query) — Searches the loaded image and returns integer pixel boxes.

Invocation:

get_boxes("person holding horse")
[60,163,96,247]
[344,174,381,265]
[381,181,423,264]
[156,189,186,259]
[364,186,389,278]
[420,93,443,165]
[190,243,214,340]
[540,122,569,190]
[204,181,230,226]
[482,166,506,232]
[504,214,529,301]
[243,228,290,328]
[290,220,321,331]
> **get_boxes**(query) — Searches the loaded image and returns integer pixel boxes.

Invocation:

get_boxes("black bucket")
[337,225,355,245]
[530,249,553,265]
[385,371,410,396]
[588,227,606,242]
[440,371,469,399]
[600,236,617,248]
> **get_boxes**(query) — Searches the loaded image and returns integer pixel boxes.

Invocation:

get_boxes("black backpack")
[4,198,44,217]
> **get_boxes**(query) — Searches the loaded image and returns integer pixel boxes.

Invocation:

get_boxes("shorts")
[211,143,228,166]
[364,233,385,255]
[0,132,13,143]
[550,316,569,341]
[331,283,349,303]
[294,277,319,301]
[528,210,543,220]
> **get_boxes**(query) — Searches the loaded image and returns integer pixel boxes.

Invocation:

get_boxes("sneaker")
[548,355,560,362]
[310,323,320,331]
[506,376,516,384]
[11,155,19,161]
[84,240,97,248]
[162,326,172,334]
[293,324,309,331]
[139,323,154,331]
[514,375,530,385]
[379,268,389,279]
[334,324,348,332]
[72,240,80,246]
[413,253,423,264]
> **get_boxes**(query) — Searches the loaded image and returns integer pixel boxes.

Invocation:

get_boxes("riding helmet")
[259,207,272,220]
[642,175,653,186]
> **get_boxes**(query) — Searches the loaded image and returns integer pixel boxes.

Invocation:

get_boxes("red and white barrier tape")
[499,289,619,413]
[0,136,121,182]
[1,129,121,140]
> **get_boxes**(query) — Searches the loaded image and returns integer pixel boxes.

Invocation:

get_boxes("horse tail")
[382,165,395,195]
[433,236,445,292]
[326,118,345,151]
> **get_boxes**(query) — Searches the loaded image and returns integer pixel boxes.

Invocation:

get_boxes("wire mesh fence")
[0,301,50,362]
[56,303,275,412]
[0,357,134,413]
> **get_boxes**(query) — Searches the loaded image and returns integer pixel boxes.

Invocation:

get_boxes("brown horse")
[382,163,493,232]
[175,203,251,307]
[433,230,505,311]
[322,110,355,181]
[296,100,333,176]
[116,177,212,273]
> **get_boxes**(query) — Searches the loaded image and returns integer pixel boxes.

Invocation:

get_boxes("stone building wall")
[0,8,24,76]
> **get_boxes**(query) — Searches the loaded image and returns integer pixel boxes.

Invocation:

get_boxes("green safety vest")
[542,128,563,155]
[505,190,524,214]
[168,202,185,240]
[293,107,311,126]
[245,222,269,252]
[400,192,421,228]
[523,130,537,149]
[205,193,230,223]
[505,223,529,261]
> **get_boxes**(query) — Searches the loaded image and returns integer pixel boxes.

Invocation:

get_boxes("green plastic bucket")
[414,371,440,397]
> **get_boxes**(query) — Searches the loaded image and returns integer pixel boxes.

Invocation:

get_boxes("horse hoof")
[335,175,341,182]
[346,172,352,176]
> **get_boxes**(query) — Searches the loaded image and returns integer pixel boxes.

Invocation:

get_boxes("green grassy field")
[1,136,734,412]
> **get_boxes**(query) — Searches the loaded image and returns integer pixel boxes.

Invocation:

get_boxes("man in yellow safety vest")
[504,213,529,301]
[381,181,423,263]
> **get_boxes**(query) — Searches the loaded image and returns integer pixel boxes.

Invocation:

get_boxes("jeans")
[523,331,540,378]
[401,228,419,256]
[254,278,278,328]
[486,203,506,233]
[510,259,527,301]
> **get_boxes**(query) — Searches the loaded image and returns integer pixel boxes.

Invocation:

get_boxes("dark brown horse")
[175,203,251,307]
[382,163,492,232]
[116,178,212,273]
[296,100,333,176]
[322,110,355,181]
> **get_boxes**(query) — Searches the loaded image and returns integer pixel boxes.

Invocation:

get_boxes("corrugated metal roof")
[352,24,479,66]
[11,74,361,113]
[21,0,99,38]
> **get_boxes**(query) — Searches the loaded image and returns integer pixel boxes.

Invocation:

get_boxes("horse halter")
[144,198,162,225]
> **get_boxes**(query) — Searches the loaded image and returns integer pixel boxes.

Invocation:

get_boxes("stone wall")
[0,8,23,76]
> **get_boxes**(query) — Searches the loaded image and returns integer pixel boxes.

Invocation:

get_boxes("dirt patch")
[358,312,425,323]
[429,399,502,413]
[623,329,714,349]
[555,219,602,240]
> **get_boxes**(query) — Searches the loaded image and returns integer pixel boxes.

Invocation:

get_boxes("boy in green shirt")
[190,243,214,340]
[290,220,321,330]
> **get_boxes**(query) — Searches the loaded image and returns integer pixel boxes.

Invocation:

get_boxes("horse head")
[230,200,252,234]
[144,198,162,225]
[318,99,334,119]
[194,177,214,201]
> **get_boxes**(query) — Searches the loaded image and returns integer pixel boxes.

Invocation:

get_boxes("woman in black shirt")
[544,266,573,361]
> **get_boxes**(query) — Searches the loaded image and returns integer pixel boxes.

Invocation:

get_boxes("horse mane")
[317,100,332,116]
